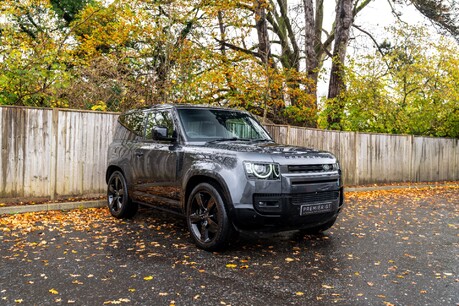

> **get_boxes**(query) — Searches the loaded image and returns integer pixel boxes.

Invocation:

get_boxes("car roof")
[123,103,249,114]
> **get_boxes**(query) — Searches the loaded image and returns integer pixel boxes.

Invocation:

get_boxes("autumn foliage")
[0,0,457,135]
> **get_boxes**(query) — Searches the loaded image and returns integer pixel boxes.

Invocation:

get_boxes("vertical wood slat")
[0,107,458,199]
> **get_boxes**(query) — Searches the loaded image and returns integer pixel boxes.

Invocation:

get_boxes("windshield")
[177,108,272,142]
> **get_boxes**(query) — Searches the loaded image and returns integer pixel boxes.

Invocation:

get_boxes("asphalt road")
[1,187,458,305]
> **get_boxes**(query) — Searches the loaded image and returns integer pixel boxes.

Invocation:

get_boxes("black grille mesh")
[288,164,334,173]
[291,191,339,205]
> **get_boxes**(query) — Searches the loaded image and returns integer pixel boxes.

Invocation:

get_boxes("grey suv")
[106,104,344,250]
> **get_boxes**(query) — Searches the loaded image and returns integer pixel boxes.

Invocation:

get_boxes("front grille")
[288,164,335,173]
[291,191,339,205]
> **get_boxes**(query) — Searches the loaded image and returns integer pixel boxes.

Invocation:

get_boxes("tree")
[408,0,459,41]
[0,0,76,107]
[327,24,459,138]
[325,0,354,129]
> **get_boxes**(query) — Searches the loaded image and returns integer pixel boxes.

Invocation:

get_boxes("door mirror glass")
[152,126,168,140]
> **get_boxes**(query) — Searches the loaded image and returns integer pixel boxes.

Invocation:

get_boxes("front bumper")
[230,187,344,232]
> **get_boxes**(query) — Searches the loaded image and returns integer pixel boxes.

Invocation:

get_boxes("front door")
[132,110,181,213]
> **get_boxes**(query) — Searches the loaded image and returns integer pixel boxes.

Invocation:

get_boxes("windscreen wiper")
[251,139,274,143]
[207,137,250,143]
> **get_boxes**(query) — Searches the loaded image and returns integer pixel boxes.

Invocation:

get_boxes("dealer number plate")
[300,202,333,216]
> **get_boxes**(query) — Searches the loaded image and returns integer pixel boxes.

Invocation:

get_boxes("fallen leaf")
[49,289,58,295]
[143,276,154,281]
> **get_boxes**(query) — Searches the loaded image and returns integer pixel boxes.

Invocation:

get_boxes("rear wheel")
[186,183,233,251]
[107,171,138,219]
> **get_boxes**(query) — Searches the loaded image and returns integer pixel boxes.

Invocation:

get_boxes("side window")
[119,111,146,136]
[145,110,175,140]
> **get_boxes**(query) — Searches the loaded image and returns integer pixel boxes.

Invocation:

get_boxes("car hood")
[202,141,337,164]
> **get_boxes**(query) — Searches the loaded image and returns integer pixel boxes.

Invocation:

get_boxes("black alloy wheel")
[107,171,138,218]
[186,183,233,251]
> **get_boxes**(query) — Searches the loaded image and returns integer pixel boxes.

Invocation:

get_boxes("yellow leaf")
[143,276,154,281]
[49,289,58,295]
[322,284,334,289]
[285,258,295,262]
[226,263,237,268]
[295,292,304,296]
[128,288,136,292]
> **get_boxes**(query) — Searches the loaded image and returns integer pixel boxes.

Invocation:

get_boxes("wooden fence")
[265,125,459,185]
[0,106,457,198]
[0,106,117,199]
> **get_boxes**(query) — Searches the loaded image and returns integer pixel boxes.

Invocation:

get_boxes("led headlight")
[244,162,280,180]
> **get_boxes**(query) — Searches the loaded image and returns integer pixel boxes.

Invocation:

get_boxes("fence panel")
[0,107,118,198]
[412,136,459,182]
[265,124,458,185]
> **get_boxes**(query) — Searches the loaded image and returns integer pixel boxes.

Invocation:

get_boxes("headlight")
[244,162,280,180]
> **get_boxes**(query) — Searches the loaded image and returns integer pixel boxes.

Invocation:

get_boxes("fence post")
[287,125,291,145]
[354,131,359,185]
[49,108,59,200]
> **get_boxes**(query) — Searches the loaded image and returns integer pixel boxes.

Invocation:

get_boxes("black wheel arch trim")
[181,169,234,213]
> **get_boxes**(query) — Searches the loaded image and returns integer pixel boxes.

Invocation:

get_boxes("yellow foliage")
[91,101,108,112]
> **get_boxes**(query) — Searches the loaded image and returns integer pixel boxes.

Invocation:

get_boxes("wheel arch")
[106,165,124,184]
[182,173,233,213]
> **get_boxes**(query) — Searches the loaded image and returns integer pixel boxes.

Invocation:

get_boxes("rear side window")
[119,111,146,136]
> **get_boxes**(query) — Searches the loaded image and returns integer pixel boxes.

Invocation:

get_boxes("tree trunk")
[304,0,319,100]
[254,1,271,65]
[326,0,353,128]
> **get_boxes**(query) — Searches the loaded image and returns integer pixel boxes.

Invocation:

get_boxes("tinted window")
[119,111,146,136]
[177,108,271,141]
[145,110,175,140]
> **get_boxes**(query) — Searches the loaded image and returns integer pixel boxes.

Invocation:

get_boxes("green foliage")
[1,1,457,137]
[50,0,93,25]
[320,24,459,138]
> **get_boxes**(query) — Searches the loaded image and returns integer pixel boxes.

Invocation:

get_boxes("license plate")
[300,202,333,216]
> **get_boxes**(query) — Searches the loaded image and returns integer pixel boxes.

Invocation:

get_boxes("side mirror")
[153,126,168,139]
[152,126,177,142]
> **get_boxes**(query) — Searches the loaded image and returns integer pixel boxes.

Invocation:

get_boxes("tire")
[300,217,337,235]
[107,171,138,219]
[186,183,234,251]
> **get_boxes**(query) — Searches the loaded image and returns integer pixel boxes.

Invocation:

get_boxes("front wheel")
[107,171,138,219]
[186,183,234,251]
